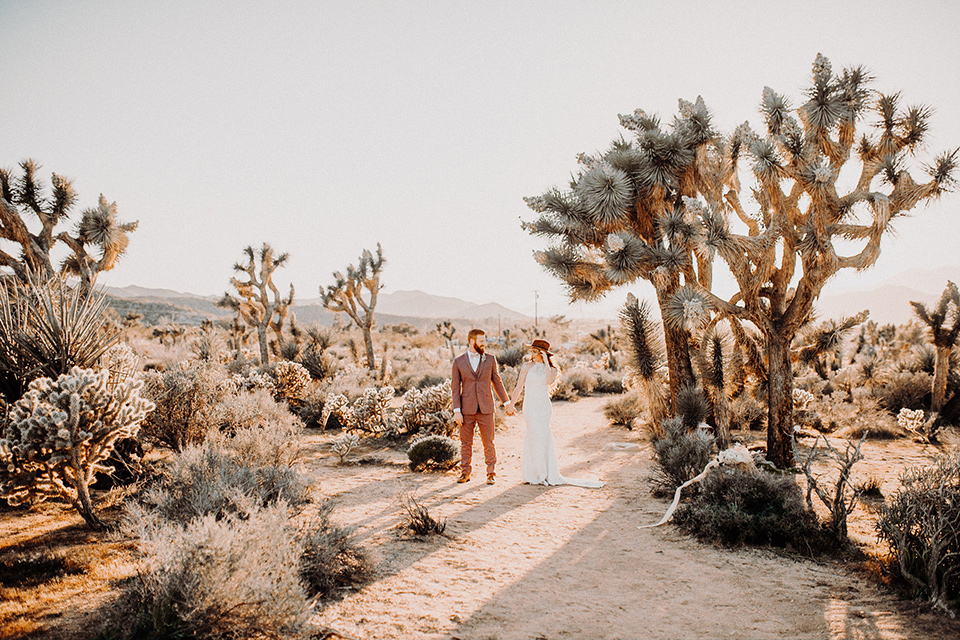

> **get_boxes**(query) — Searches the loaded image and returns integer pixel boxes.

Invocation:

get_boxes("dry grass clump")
[603,392,644,429]
[299,501,375,600]
[400,493,447,536]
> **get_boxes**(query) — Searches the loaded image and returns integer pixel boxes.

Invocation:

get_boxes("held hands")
[504,401,516,417]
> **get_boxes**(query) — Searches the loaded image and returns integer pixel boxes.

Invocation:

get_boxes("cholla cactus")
[320,393,351,431]
[273,360,310,402]
[231,370,276,393]
[394,382,455,437]
[331,432,360,464]
[0,366,155,529]
[898,408,926,434]
[100,342,140,389]
[350,386,395,433]
[792,388,815,412]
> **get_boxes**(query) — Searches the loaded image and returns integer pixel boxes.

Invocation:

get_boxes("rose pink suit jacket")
[451,352,509,414]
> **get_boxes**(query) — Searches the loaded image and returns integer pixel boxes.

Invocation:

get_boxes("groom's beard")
[474,344,485,355]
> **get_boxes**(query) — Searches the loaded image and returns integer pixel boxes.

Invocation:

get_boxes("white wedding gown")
[521,362,605,488]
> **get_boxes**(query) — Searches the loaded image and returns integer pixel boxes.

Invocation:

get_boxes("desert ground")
[3,394,959,640]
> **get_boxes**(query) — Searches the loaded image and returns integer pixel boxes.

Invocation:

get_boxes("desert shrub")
[299,500,374,599]
[674,467,825,551]
[417,373,447,389]
[729,393,766,431]
[207,389,304,466]
[838,421,903,440]
[300,348,337,381]
[877,451,960,612]
[550,377,578,402]
[117,502,310,640]
[876,370,931,413]
[407,434,459,471]
[0,367,154,529]
[140,360,236,450]
[594,370,624,394]
[563,368,597,396]
[141,442,309,524]
[495,346,526,368]
[295,391,326,429]
[652,417,715,494]
[604,392,644,428]
[499,365,520,398]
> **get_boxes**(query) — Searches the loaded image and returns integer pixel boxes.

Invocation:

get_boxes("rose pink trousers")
[459,412,496,476]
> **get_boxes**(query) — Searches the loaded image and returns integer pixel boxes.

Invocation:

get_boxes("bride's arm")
[509,362,530,405]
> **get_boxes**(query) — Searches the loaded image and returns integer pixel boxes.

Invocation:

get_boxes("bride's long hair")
[532,347,558,371]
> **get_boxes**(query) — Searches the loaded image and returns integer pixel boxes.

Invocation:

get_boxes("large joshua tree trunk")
[766,328,795,468]
[933,344,951,412]
[655,286,696,403]
[362,320,376,370]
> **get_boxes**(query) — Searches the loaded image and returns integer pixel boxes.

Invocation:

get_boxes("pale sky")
[1,1,958,320]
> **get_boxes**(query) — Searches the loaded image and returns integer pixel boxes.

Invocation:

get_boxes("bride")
[508,339,604,488]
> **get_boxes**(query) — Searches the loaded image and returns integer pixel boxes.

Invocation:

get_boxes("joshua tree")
[437,320,456,360]
[526,54,955,467]
[590,324,618,370]
[0,160,139,295]
[795,311,869,380]
[321,244,384,371]
[217,244,294,366]
[911,281,960,412]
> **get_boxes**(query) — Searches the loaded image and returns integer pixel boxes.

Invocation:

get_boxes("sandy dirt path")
[302,396,959,640]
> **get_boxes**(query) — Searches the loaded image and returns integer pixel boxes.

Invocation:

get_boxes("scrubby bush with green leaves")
[652,417,715,495]
[407,434,459,471]
[674,467,826,552]
[877,451,960,613]
[0,366,154,529]
[140,441,309,524]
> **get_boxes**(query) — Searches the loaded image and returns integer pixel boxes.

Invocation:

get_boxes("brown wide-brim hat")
[526,339,553,355]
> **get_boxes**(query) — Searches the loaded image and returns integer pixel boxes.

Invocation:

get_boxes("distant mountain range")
[815,265,958,325]
[104,264,957,328]
[104,286,530,327]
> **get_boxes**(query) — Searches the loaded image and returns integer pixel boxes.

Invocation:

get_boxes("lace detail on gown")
[521,363,604,488]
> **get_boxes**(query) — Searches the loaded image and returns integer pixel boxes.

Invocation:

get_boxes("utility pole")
[534,290,539,328]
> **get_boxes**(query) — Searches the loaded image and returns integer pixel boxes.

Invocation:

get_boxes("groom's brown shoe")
[457,474,470,483]
[486,473,496,485]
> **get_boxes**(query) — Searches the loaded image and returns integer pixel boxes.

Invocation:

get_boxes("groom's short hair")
[467,329,485,344]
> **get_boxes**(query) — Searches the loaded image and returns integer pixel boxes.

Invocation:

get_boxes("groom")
[452,329,513,484]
